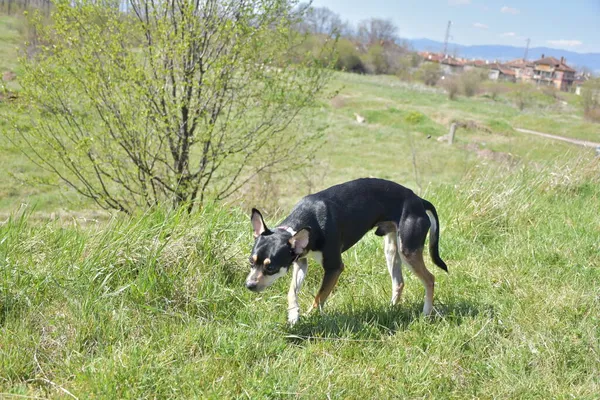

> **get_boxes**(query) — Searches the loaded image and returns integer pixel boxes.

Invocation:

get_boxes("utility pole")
[443,20,452,58]
[523,38,530,60]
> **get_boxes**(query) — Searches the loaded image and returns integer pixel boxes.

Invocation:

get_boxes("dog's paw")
[287,309,300,326]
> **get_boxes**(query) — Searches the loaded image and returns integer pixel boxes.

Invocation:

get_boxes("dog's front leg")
[287,258,308,325]
[312,260,344,311]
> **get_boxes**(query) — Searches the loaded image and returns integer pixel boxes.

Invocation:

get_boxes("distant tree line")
[294,3,421,76]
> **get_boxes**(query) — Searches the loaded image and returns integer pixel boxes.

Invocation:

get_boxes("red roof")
[533,56,576,72]
[465,59,488,66]
[441,57,464,66]
[488,63,516,75]
[505,58,533,68]
[498,68,516,76]
[421,52,444,62]
[556,64,576,72]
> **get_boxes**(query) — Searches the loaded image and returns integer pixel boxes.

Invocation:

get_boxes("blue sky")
[310,0,600,53]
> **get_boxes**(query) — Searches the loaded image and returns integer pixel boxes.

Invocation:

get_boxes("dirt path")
[514,128,600,148]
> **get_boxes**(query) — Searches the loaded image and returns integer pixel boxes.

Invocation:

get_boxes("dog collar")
[276,226,296,235]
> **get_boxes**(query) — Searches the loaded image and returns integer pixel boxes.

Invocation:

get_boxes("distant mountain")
[406,38,600,72]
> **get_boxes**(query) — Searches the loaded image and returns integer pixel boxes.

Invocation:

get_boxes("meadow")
[1,14,600,399]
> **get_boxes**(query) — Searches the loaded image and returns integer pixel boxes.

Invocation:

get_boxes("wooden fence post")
[448,123,457,145]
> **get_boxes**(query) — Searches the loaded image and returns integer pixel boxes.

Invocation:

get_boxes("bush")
[416,62,442,86]
[11,0,332,214]
[541,85,563,101]
[442,76,460,100]
[405,111,425,124]
[364,44,389,74]
[509,83,536,111]
[460,70,485,97]
[483,82,511,101]
[584,107,600,123]
[395,55,415,81]
[335,39,366,73]
[582,78,600,123]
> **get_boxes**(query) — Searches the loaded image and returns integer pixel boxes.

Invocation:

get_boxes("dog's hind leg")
[287,258,308,325]
[384,232,404,305]
[401,249,434,315]
[312,255,344,311]
[399,213,435,316]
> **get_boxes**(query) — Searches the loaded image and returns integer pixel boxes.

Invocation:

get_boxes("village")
[418,51,591,94]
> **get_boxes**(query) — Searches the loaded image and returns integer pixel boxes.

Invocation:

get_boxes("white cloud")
[547,39,582,47]
[473,22,489,29]
[500,32,517,37]
[449,0,471,5]
[501,6,520,14]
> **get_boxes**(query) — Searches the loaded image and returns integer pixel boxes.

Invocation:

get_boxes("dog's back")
[281,178,421,252]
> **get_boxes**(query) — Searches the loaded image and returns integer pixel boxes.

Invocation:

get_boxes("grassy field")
[2,161,599,398]
[1,15,600,399]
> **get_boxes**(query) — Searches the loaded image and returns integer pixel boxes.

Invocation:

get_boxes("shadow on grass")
[284,299,492,344]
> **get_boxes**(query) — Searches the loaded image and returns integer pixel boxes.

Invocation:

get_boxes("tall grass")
[2,158,599,398]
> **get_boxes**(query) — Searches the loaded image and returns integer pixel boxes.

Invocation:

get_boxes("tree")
[416,62,442,86]
[9,0,333,213]
[356,18,398,48]
[299,4,347,36]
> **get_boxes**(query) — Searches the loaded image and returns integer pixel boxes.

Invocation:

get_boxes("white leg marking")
[287,258,308,325]
[400,251,434,316]
[384,232,404,305]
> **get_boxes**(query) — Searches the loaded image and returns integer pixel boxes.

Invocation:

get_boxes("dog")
[245,178,447,325]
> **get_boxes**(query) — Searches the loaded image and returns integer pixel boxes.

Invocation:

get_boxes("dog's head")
[245,208,310,292]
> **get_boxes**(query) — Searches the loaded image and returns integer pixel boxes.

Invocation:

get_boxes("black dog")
[245,178,447,324]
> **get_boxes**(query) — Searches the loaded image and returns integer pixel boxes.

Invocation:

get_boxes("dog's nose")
[246,281,258,291]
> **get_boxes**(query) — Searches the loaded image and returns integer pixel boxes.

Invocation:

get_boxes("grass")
[0,14,23,91]
[1,160,599,398]
[1,14,600,398]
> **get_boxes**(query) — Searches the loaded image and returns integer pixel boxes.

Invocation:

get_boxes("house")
[532,55,576,91]
[419,52,464,74]
[463,59,489,72]
[504,59,534,82]
[440,56,464,74]
[487,63,516,82]
[419,52,444,63]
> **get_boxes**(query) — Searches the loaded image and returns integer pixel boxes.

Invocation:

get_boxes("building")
[487,63,517,82]
[504,59,534,82]
[419,52,464,74]
[532,55,576,91]
[440,56,464,74]
[574,73,592,96]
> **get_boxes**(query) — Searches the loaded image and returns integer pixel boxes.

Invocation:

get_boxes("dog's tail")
[422,199,448,272]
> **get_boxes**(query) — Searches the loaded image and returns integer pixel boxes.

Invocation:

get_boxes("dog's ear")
[289,228,310,254]
[251,208,268,238]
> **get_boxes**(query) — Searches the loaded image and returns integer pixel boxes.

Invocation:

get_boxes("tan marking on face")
[264,258,271,265]
[252,254,258,263]
[245,266,288,292]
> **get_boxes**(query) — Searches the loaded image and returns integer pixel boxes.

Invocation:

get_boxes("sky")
[310,0,600,53]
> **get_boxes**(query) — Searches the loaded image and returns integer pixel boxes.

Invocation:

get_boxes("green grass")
[0,14,23,91]
[1,160,599,398]
[1,15,600,397]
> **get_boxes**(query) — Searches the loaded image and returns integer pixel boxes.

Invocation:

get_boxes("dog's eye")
[264,264,277,273]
